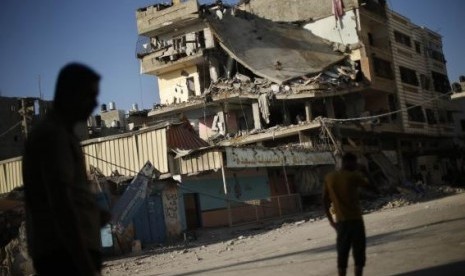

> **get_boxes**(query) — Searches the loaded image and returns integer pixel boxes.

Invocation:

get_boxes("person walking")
[23,63,109,275]
[323,152,376,276]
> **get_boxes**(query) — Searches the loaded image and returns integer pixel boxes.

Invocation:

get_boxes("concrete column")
[252,102,262,130]
[305,101,313,122]
[209,58,219,83]
[325,98,335,118]
[218,110,226,135]
[221,165,232,227]
[396,138,406,180]
[226,56,234,79]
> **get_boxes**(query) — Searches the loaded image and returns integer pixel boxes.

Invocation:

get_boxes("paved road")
[104,193,465,276]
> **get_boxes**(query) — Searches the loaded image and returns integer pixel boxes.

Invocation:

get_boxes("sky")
[0,0,463,112]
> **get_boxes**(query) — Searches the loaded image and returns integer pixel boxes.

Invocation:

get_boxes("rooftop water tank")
[132,103,139,111]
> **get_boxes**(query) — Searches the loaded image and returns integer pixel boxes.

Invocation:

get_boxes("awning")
[167,121,210,151]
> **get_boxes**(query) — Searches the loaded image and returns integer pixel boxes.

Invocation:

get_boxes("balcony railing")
[136,0,200,37]
[360,0,387,19]
[140,47,204,75]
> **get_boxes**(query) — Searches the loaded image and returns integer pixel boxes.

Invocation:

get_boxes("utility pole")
[38,75,43,99]
[19,98,34,139]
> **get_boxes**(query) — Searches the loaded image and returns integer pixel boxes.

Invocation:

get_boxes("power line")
[321,90,454,123]
[84,152,300,213]
[83,90,455,211]
[0,122,21,138]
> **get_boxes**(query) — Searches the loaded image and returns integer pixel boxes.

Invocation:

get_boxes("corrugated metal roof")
[167,122,210,150]
[207,13,345,84]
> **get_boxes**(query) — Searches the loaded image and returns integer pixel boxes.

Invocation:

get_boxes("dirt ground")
[102,191,465,276]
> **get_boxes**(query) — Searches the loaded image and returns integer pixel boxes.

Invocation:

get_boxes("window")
[425,109,437,125]
[368,33,374,46]
[394,30,411,47]
[186,77,195,97]
[407,104,425,122]
[197,31,206,48]
[388,94,398,121]
[438,110,446,123]
[373,57,393,79]
[414,41,421,54]
[429,49,445,63]
[399,66,419,86]
[431,71,451,93]
[172,36,185,51]
[447,111,454,123]
[420,74,431,90]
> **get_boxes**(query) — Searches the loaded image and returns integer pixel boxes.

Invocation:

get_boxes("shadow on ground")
[169,216,465,276]
[394,260,465,275]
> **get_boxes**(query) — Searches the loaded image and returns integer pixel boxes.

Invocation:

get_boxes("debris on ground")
[1,181,463,276]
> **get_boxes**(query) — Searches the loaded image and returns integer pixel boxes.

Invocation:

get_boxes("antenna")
[38,75,43,99]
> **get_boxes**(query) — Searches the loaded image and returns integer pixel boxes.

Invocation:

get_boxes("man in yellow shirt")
[323,152,374,276]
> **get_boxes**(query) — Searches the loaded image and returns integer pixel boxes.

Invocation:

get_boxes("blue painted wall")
[133,194,166,245]
[181,169,270,211]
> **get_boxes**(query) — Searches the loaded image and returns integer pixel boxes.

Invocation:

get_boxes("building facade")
[0,97,51,161]
[135,0,459,186]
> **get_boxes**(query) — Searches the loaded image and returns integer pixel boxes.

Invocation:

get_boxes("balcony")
[136,0,200,37]
[140,47,205,75]
[360,0,387,19]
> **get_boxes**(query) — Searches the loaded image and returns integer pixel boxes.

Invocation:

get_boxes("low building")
[0,97,51,161]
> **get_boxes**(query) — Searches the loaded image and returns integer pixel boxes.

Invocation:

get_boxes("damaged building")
[133,0,361,226]
[0,0,462,256]
[134,0,460,191]
[0,97,52,161]
[236,0,459,181]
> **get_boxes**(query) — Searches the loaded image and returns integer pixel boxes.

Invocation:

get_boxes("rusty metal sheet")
[111,161,159,234]
[178,149,223,175]
[0,157,23,194]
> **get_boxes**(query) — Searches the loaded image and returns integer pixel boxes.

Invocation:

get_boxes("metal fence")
[0,157,22,194]
[0,126,169,195]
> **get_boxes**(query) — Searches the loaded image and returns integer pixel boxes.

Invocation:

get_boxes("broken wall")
[303,9,360,45]
[198,112,239,141]
[156,23,214,50]
[181,168,270,227]
[416,155,445,186]
[239,0,358,22]
[158,65,202,105]
[162,183,185,239]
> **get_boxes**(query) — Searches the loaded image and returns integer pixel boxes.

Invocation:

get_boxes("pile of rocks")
[0,188,34,276]
[362,184,465,213]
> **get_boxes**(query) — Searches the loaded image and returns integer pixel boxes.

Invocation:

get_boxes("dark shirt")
[23,111,101,259]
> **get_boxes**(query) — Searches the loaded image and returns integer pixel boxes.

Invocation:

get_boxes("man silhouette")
[323,152,375,276]
[23,63,107,275]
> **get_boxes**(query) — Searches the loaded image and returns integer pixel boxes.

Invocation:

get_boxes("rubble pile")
[362,185,465,213]
[205,59,361,99]
[0,188,33,276]
[152,58,363,116]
